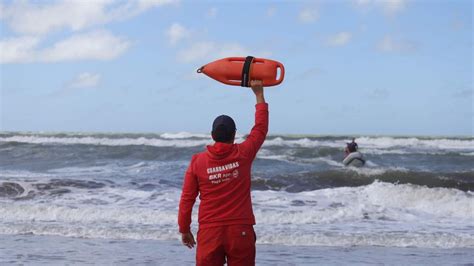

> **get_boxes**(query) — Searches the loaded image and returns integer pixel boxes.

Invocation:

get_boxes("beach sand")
[1,234,472,265]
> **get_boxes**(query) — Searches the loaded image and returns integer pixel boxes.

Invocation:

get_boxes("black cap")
[212,115,236,132]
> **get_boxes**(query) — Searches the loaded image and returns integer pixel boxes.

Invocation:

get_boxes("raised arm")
[251,80,265,104]
[240,80,269,158]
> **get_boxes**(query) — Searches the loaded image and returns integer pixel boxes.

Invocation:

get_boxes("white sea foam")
[348,166,410,176]
[257,154,292,162]
[257,150,401,171]
[257,151,344,168]
[300,157,345,167]
[263,137,329,148]
[253,182,473,223]
[160,132,209,139]
[355,136,474,150]
[1,134,473,153]
[260,137,474,159]
[0,203,177,225]
[0,161,185,182]
[255,231,474,248]
[0,224,181,242]
[0,135,211,147]
[1,182,473,248]
[47,161,183,176]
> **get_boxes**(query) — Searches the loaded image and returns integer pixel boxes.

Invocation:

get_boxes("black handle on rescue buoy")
[240,56,254,87]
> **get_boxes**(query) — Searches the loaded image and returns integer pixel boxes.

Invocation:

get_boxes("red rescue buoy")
[197,56,285,87]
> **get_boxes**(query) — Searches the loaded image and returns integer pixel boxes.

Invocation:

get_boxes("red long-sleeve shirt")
[178,103,269,233]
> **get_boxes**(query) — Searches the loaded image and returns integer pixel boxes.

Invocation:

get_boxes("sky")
[0,0,472,136]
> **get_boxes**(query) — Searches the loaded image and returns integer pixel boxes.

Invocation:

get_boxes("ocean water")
[0,132,473,265]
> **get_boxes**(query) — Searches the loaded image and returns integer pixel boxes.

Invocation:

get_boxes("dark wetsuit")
[347,142,358,153]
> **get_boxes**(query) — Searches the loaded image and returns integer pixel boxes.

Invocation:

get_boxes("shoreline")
[1,234,473,265]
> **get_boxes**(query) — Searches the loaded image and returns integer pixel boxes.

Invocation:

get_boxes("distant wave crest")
[1,133,473,152]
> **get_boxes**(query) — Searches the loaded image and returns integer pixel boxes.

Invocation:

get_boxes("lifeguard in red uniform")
[178,80,268,266]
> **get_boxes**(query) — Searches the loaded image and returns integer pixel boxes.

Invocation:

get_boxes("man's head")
[212,115,236,143]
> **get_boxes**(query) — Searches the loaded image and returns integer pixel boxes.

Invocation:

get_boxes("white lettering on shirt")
[206,161,240,184]
[206,162,240,174]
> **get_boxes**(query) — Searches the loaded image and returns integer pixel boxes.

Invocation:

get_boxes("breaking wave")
[0,182,472,248]
[1,133,472,152]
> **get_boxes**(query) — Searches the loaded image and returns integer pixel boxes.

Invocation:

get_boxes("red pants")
[196,224,256,266]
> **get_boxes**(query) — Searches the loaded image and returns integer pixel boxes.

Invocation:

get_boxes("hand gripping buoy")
[197,56,285,87]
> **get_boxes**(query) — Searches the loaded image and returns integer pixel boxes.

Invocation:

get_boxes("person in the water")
[345,138,358,157]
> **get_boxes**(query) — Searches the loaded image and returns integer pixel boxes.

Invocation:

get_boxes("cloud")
[0,1,176,64]
[382,0,407,16]
[1,0,178,36]
[177,42,215,63]
[0,36,40,63]
[69,72,101,89]
[40,30,130,62]
[217,43,252,58]
[353,0,371,6]
[137,0,178,11]
[298,7,319,23]
[1,30,130,63]
[177,41,267,63]
[326,32,352,47]
[376,35,417,53]
[171,22,271,64]
[352,0,407,16]
[51,72,101,96]
[165,23,190,45]
[206,7,218,18]
[1,0,110,36]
